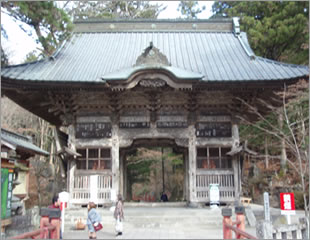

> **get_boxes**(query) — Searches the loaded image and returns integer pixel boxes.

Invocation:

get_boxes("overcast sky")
[1,1,214,65]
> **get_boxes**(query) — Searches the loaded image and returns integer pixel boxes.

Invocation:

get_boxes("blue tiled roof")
[1,19,308,83]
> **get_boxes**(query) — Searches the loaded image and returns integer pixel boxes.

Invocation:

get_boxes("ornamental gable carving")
[135,42,170,67]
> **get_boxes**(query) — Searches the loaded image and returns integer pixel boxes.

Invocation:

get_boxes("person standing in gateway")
[114,194,124,236]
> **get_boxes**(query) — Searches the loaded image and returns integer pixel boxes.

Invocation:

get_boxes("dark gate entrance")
[120,139,186,202]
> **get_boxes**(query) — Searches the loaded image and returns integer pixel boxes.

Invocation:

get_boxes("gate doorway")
[121,139,187,202]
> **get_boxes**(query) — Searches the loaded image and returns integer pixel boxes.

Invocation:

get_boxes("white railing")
[196,170,235,202]
[71,172,112,205]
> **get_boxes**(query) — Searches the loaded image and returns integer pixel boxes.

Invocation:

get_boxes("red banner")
[280,192,295,211]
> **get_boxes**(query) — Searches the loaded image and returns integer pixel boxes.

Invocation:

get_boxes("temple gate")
[2,18,308,206]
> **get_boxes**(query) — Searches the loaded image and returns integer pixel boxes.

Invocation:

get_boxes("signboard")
[119,122,150,128]
[209,184,220,204]
[157,121,187,128]
[59,191,69,204]
[59,191,69,236]
[76,122,112,139]
[156,115,187,128]
[280,193,296,215]
[264,192,270,221]
[110,189,117,202]
[196,122,232,137]
[198,115,231,122]
[1,168,13,219]
[119,114,150,128]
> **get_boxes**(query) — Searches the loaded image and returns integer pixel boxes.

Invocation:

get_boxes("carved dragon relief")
[139,79,166,88]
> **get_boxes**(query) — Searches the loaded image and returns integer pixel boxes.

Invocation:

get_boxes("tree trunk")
[278,111,287,170]
[265,136,269,168]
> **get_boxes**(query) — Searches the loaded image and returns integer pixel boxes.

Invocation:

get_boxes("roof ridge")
[236,32,255,60]
[73,18,233,24]
[73,30,233,34]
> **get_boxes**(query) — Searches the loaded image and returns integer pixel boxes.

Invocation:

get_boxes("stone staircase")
[63,203,224,231]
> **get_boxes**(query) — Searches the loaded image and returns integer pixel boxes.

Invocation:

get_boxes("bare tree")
[236,79,309,218]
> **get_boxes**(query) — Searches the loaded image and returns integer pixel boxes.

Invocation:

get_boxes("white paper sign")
[90,175,98,203]
[210,184,220,204]
[59,191,69,202]
[111,189,117,201]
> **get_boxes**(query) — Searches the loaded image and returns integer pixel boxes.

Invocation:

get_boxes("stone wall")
[4,207,40,238]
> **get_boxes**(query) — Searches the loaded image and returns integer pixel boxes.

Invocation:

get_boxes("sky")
[1,1,214,65]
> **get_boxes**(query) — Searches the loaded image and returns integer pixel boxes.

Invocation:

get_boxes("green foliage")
[2,1,73,56]
[69,1,166,20]
[24,51,39,63]
[178,1,206,19]
[126,147,184,201]
[127,157,156,183]
[211,1,309,64]
[1,46,8,67]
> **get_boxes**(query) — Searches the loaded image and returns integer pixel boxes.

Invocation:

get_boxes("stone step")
[63,207,224,232]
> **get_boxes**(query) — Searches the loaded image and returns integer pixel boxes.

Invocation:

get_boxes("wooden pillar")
[232,123,240,202]
[119,151,125,198]
[112,124,120,195]
[68,161,76,208]
[188,125,197,203]
[123,153,127,201]
[184,149,188,201]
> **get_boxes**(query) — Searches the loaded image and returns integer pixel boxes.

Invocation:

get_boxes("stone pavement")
[62,205,258,239]
[62,203,305,239]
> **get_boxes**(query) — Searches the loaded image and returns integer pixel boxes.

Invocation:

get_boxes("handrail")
[10,224,55,239]
[10,208,61,240]
[225,223,257,239]
[222,206,257,239]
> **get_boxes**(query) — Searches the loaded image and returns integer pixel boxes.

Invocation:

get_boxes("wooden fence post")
[40,209,51,239]
[40,208,61,239]
[222,208,232,239]
[49,209,61,239]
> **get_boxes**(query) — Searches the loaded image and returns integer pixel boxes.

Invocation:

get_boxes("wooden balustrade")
[71,172,112,204]
[196,171,235,202]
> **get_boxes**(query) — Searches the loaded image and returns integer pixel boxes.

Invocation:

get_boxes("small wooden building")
[1,18,308,206]
[1,128,48,232]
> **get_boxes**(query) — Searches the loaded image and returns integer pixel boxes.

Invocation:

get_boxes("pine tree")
[2,2,73,56]
[211,1,309,65]
[67,1,166,20]
[178,1,206,19]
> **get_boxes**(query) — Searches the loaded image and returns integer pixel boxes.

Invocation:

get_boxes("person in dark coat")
[161,192,168,202]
